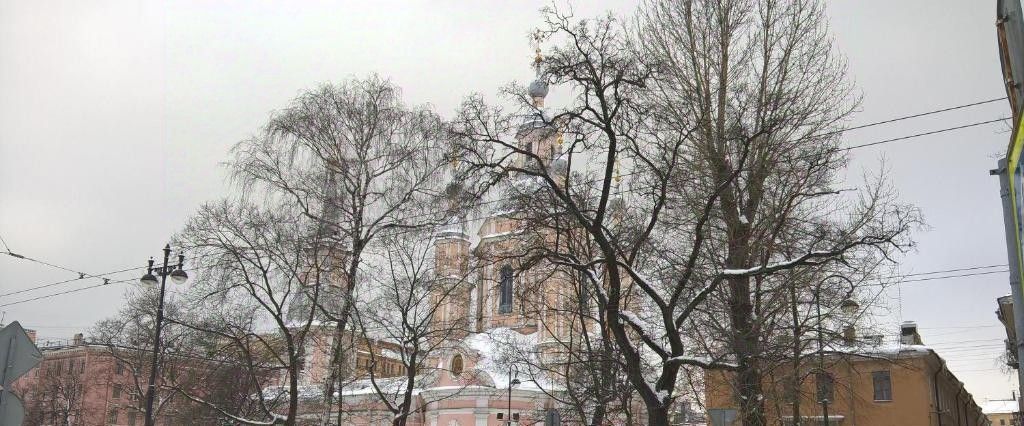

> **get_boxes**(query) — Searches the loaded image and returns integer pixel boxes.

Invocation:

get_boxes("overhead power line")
[384,112,1012,234]
[0,257,239,308]
[843,117,1010,151]
[0,251,222,299]
[838,97,1006,133]
[0,259,1009,309]
[0,277,138,308]
[0,266,141,299]
[2,250,98,277]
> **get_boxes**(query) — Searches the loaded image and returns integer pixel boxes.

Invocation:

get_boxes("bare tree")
[636,0,922,423]
[174,200,326,425]
[91,285,207,424]
[345,228,475,426]
[451,2,919,423]
[228,75,448,425]
[20,360,87,426]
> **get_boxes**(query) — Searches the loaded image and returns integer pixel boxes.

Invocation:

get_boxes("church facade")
[319,63,594,426]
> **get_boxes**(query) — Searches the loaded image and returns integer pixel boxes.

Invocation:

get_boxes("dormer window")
[499,265,513,314]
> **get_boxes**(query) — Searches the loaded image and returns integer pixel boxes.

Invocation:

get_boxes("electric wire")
[0,251,223,299]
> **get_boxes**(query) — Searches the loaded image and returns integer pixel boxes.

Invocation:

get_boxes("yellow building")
[981,399,1019,426]
[706,322,989,426]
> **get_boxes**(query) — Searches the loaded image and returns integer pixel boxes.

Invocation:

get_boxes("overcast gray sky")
[0,0,1016,402]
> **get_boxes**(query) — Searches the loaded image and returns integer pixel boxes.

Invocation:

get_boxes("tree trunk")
[729,274,766,426]
[287,357,300,426]
[646,404,670,426]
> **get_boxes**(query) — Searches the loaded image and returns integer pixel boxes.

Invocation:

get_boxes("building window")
[451,354,464,376]
[108,408,118,425]
[872,370,892,401]
[113,384,122,399]
[815,372,834,403]
[127,411,137,426]
[116,362,124,375]
[498,265,513,314]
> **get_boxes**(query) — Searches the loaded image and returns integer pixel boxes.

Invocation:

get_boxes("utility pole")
[993,159,1024,414]
[814,283,830,426]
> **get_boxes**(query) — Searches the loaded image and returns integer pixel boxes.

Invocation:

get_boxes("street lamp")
[814,275,858,426]
[139,244,187,426]
[840,298,860,316]
[507,364,520,426]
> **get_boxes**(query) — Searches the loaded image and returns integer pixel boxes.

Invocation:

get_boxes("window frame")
[815,372,834,403]
[498,265,513,314]
[872,370,893,402]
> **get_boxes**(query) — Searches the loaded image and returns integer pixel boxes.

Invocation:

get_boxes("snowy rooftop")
[463,327,556,391]
[981,399,1018,414]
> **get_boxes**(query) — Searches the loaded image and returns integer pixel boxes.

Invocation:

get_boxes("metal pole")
[143,244,170,426]
[995,158,1024,414]
[816,283,830,426]
[507,364,513,426]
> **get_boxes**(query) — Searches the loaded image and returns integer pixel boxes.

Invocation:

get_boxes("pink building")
[12,333,149,426]
[11,332,226,426]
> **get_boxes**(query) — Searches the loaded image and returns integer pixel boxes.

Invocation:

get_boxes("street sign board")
[0,321,43,426]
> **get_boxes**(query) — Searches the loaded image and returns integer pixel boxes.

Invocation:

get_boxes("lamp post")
[139,244,188,426]
[507,365,520,426]
[814,275,859,426]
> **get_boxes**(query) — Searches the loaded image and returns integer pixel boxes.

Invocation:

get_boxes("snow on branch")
[664,355,739,371]
[618,310,669,357]
[171,389,284,426]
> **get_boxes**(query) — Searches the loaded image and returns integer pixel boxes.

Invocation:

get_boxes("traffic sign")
[0,321,43,426]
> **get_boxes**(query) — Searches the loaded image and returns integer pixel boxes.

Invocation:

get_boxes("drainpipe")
[954,387,963,426]
[933,362,944,426]
[994,158,1024,414]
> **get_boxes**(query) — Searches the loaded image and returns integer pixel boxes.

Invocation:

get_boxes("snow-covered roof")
[981,399,1018,414]
[340,376,413,397]
[435,220,470,241]
[463,327,554,391]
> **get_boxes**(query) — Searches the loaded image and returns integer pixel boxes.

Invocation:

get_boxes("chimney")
[900,321,922,345]
[73,333,84,346]
[843,326,857,346]
[25,329,37,343]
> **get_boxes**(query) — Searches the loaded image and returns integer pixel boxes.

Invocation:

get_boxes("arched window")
[451,354,464,376]
[499,265,513,314]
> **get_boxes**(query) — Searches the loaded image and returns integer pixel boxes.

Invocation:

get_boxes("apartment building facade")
[706,322,989,426]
